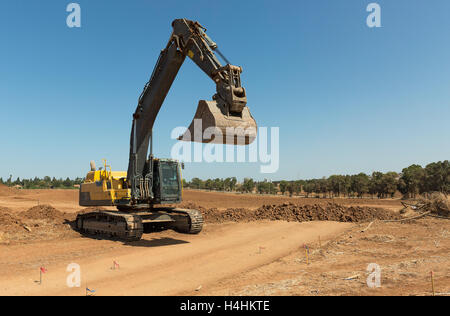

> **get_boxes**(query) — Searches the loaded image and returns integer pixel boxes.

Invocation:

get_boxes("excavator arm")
[127,19,257,203]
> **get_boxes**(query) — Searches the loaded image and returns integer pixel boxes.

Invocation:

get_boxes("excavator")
[75,19,257,241]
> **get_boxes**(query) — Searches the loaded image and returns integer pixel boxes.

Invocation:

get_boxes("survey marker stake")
[430,271,435,296]
[304,244,309,265]
[39,266,47,285]
[258,246,266,254]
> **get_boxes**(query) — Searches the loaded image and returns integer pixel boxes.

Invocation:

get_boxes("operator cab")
[152,159,182,204]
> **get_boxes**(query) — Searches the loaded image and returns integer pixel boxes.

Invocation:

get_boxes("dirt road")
[0,221,351,296]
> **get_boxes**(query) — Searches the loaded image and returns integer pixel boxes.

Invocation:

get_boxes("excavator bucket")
[179,100,257,145]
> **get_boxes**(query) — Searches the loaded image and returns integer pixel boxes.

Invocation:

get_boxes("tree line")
[1,160,448,197]
[0,176,84,189]
[184,160,449,199]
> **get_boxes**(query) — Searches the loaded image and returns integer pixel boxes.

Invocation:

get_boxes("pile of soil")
[0,204,77,244]
[254,203,400,222]
[0,184,21,197]
[182,202,400,224]
[0,207,24,233]
[17,204,67,222]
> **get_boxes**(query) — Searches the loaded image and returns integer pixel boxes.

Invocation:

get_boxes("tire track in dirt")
[0,221,352,296]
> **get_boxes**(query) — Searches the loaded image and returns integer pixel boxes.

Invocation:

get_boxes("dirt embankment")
[181,190,405,212]
[180,202,401,224]
[0,184,22,197]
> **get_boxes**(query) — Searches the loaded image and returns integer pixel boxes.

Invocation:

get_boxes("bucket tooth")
[179,100,257,145]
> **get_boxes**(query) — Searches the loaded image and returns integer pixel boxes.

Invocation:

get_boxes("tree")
[213,178,223,191]
[399,164,425,198]
[223,178,231,191]
[230,177,237,191]
[329,175,347,197]
[343,175,352,197]
[424,161,449,194]
[303,180,314,198]
[370,172,384,198]
[205,179,213,191]
[256,181,267,194]
[287,183,294,197]
[380,172,398,198]
[242,178,255,193]
[317,178,329,198]
[268,182,277,195]
[63,177,72,188]
[279,181,288,195]
[255,181,275,195]
[190,178,203,189]
[351,173,370,198]
[293,181,302,196]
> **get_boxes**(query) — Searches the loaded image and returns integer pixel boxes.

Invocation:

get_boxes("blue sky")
[0,0,449,181]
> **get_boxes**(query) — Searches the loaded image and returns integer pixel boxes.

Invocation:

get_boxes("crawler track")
[76,211,144,241]
[75,208,204,241]
[168,208,204,234]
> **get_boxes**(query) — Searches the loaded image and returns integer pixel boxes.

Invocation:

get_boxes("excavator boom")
[128,18,257,203]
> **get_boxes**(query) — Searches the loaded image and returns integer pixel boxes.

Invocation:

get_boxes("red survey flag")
[40,267,47,274]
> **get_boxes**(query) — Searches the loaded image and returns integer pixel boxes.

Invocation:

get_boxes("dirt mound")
[0,207,24,233]
[203,207,253,223]
[0,206,14,213]
[0,204,77,244]
[18,204,66,221]
[0,184,21,197]
[195,202,400,224]
[255,203,400,222]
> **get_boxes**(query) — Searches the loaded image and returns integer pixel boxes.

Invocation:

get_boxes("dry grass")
[418,192,450,217]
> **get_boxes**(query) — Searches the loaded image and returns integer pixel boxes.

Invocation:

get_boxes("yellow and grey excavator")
[76,19,257,241]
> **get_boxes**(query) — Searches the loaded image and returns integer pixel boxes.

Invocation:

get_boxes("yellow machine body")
[79,158,184,207]
[79,161,131,207]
